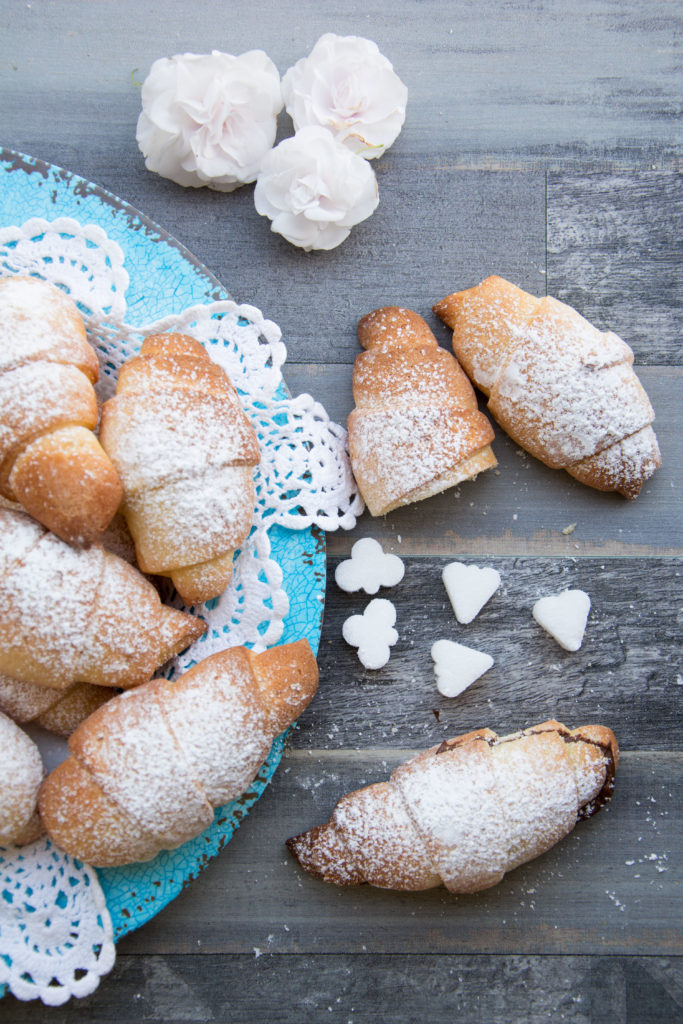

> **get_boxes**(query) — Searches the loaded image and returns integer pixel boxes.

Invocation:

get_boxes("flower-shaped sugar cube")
[343,598,398,669]
[532,589,591,652]
[335,537,405,594]
[442,561,501,624]
[431,639,494,698]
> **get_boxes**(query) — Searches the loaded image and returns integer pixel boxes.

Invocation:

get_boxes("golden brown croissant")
[0,275,123,544]
[287,720,618,894]
[0,673,115,737]
[434,276,661,498]
[346,307,496,516]
[39,639,319,866]
[99,332,260,604]
[0,507,206,691]
[0,710,45,846]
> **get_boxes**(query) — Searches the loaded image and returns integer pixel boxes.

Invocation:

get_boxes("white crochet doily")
[0,216,363,1004]
[0,839,116,1006]
[0,216,363,666]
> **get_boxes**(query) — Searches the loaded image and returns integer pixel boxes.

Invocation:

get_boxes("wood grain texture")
[2,954,681,1023]
[548,171,682,364]
[114,750,680,957]
[3,0,682,158]
[299,556,683,751]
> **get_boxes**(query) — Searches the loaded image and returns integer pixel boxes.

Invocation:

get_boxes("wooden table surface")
[2,1,681,1020]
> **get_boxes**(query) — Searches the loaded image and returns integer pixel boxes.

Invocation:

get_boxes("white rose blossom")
[254,125,379,251]
[136,49,283,191]
[281,33,408,159]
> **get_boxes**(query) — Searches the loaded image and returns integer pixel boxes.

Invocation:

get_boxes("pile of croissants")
[0,274,318,865]
[1,271,627,897]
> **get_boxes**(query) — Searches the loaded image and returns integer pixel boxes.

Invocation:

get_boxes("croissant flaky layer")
[0,507,205,691]
[287,721,618,894]
[347,307,496,516]
[0,275,123,544]
[39,640,319,866]
[100,332,260,603]
[434,276,661,498]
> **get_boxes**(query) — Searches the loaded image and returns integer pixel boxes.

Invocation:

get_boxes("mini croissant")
[287,720,618,894]
[347,307,497,516]
[39,640,319,866]
[100,333,260,603]
[0,275,123,544]
[434,276,661,498]
[0,507,205,691]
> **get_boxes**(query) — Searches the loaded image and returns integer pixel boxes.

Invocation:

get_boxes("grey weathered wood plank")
[548,171,682,364]
[297,556,683,752]
[2,954,681,1023]
[284,364,682,556]
[3,0,682,158]
[118,751,680,957]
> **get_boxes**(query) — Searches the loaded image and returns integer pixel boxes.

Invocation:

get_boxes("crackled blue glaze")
[0,150,326,943]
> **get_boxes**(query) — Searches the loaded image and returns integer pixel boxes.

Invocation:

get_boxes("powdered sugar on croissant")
[100,333,260,603]
[434,276,661,498]
[0,507,205,691]
[347,307,496,516]
[39,640,319,866]
[287,720,618,894]
[0,710,44,847]
[0,275,123,545]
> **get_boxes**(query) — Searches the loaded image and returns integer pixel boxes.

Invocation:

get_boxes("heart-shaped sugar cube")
[431,639,494,698]
[442,562,501,624]
[532,589,591,652]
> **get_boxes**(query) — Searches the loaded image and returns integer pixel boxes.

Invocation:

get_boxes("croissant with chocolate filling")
[287,720,618,894]
[100,333,260,603]
[0,275,123,544]
[347,307,497,516]
[434,276,661,498]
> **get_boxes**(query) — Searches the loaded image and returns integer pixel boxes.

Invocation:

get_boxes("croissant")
[287,720,618,894]
[0,507,206,691]
[39,639,319,867]
[434,276,661,498]
[346,307,496,516]
[99,333,260,604]
[0,711,45,847]
[0,673,115,737]
[0,275,123,544]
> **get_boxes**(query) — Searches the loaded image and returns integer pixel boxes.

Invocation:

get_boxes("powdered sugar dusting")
[291,725,614,894]
[490,311,653,467]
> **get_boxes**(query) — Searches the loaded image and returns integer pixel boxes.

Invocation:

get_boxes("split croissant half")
[347,307,497,516]
[287,720,618,894]
[100,332,260,604]
[434,276,661,498]
[0,275,123,544]
[0,507,205,692]
[39,639,319,866]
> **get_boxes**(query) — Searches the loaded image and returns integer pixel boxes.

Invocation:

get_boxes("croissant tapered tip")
[286,824,363,886]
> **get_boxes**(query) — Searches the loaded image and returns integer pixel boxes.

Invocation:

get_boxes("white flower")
[136,50,283,191]
[281,33,408,159]
[254,126,379,251]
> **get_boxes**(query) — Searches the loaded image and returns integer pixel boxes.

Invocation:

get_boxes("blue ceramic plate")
[0,149,326,941]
